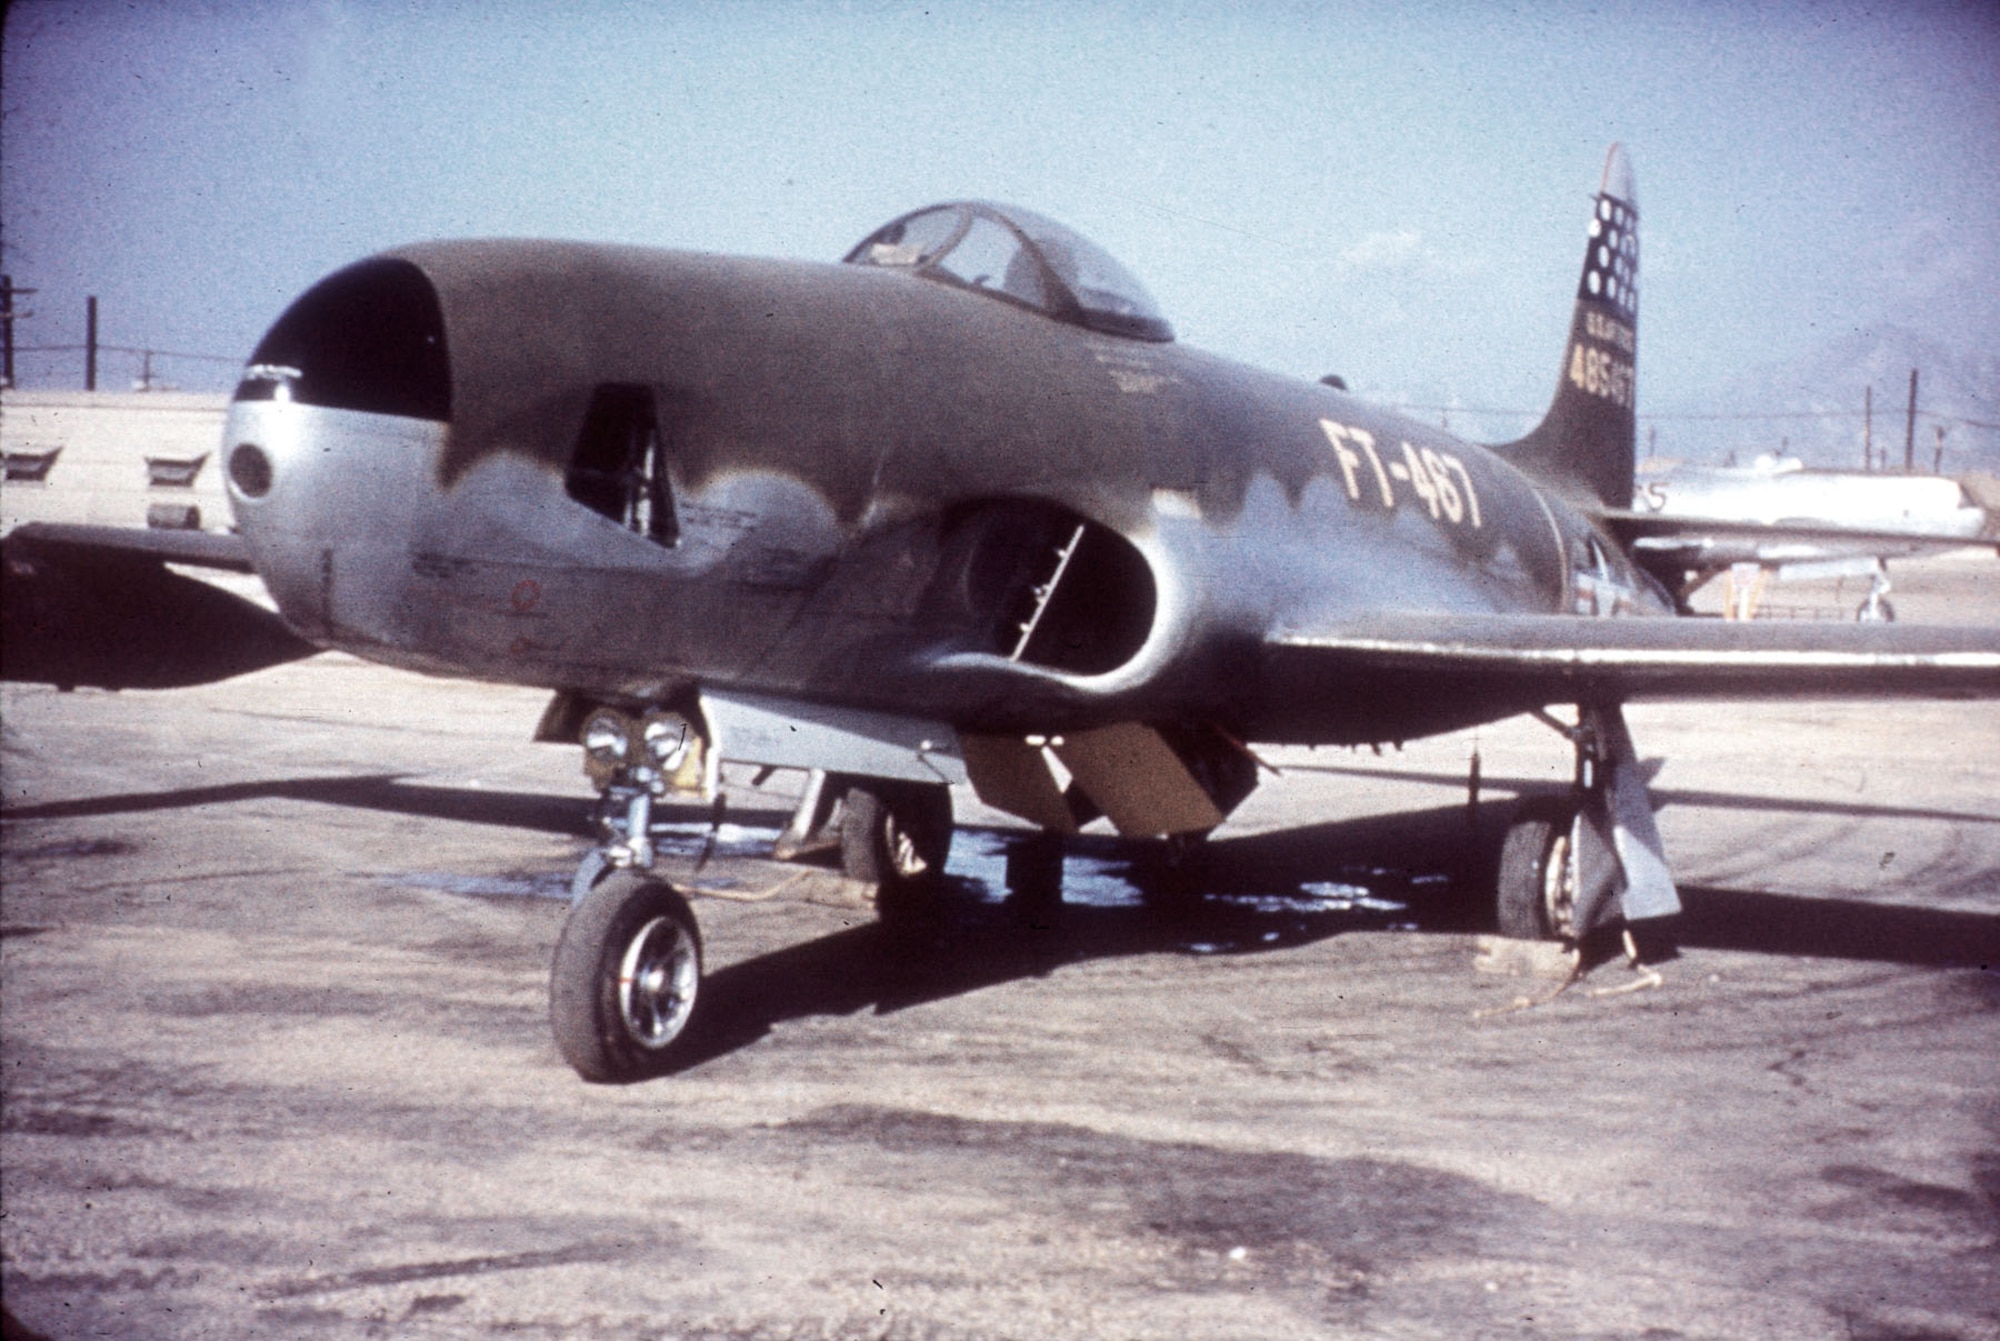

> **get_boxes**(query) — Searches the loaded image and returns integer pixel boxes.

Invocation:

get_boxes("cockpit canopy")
[843,202,1173,342]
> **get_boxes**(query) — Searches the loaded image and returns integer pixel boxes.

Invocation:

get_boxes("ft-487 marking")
[1319,419,1483,528]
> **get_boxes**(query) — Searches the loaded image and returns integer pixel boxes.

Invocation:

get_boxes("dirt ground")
[3,553,1997,1340]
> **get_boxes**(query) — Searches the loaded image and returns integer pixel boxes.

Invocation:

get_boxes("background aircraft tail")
[1490,143,1639,512]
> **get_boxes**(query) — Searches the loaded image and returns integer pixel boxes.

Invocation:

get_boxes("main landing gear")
[1496,796,1583,942]
[837,779,954,928]
[1856,566,1896,623]
[1492,701,1680,961]
[772,770,956,924]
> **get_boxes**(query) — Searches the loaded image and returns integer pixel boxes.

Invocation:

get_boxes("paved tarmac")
[3,555,1998,1340]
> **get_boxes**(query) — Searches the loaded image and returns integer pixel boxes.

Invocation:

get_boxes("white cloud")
[1339,229,1425,268]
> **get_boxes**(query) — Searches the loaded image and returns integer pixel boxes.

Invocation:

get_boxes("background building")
[1,391,230,535]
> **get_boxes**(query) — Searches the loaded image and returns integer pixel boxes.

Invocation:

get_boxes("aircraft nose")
[224,256,452,641]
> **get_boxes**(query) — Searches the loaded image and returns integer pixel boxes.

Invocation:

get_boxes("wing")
[3,521,259,573]
[1266,612,2000,708]
[2,523,317,690]
[1601,509,1996,576]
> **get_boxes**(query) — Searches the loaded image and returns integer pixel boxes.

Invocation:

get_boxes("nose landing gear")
[550,872,704,1082]
[552,703,961,1079]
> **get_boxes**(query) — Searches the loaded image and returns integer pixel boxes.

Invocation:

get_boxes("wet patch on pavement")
[257,1240,636,1300]
[157,981,405,1020]
[0,1106,176,1139]
[783,1104,1540,1293]
[3,836,139,861]
[1816,1163,1998,1235]
[383,869,576,902]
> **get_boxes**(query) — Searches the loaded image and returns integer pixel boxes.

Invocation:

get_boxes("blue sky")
[4,1,1996,460]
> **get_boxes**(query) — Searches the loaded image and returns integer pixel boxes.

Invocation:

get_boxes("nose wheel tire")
[550,872,703,1083]
[1496,797,1582,942]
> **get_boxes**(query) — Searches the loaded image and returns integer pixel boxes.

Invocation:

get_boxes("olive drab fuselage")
[225,205,1666,748]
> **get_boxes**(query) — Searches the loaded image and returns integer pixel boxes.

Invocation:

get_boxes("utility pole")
[85,295,99,391]
[0,275,33,388]
[1863,384,1872,470]
[1933,423,1947,474]
[1904,367,1918,473]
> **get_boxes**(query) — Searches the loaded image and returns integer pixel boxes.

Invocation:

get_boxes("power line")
[1387,403,1998,432]
[14,342,240,364]
[1635,408,1999,429]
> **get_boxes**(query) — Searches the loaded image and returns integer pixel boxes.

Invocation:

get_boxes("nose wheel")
[550,872,704,1082]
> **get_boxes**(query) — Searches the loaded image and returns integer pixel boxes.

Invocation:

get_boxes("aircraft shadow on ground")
[10,765,1989,846]
[8,771,1992,1077]
[659,803,1506,1073]
[1673,886,2000,967]
[1290,761,2000,829]
[671,803,2000,1077]
[678,894,1389,1075]
[1,774,793,837]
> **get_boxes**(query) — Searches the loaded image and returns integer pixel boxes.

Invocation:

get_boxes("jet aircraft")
[6,145,1998,1082]
[1624,454,1995,620]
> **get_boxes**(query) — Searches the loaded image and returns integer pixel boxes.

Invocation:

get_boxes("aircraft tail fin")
[1491,144,1639,512]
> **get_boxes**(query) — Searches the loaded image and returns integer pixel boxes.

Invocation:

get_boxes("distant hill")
[1651,326,1999,476]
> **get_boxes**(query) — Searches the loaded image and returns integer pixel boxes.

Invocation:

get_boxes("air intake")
[233,257,450,421]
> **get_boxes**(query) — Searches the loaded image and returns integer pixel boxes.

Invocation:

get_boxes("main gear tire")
[1495,797,1582,942]
[839,782,953,926]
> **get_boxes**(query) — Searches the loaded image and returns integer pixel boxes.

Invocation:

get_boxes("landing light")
[582,709,633,767]
[641,713,692,771]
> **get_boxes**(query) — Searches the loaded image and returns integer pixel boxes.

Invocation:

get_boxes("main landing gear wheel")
[840,781,953,925]
[1495,797,1582,942]
[1004,831,1066,928]
[1136,829,1210,916]
[550,872,703,1083]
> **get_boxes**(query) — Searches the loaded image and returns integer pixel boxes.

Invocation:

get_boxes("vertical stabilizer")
[1492,144,1639,511]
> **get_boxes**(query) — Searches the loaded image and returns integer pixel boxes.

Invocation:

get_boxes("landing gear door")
[697,689,967,789]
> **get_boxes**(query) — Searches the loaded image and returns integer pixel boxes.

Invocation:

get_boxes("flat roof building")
[2,390,230,535]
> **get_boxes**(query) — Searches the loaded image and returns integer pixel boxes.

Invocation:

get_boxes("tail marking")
[1492,143,1640,512]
